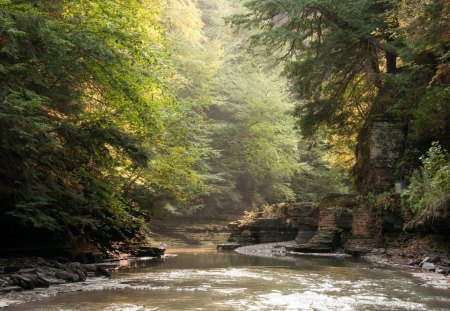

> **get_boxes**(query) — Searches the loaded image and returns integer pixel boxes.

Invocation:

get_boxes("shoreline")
[0,256,162,309]
[2,242,448,308]
[234,241,450,290]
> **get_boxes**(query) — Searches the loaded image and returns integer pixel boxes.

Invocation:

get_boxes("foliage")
[237,210,260,227]
[0,0,353,252]
[402,142,450,226]
[228,0,450,182]
[0,0,209,250]
[165,0,348,214]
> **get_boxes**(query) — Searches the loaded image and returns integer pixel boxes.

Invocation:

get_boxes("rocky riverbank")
[235,241,450,290]
[0,246,165,308]
[0,257,111,294]
[0,257,114,308]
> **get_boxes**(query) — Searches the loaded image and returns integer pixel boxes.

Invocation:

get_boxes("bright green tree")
[0,0,209,251]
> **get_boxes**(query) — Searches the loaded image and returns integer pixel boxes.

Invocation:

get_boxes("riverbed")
[3,246,450,310]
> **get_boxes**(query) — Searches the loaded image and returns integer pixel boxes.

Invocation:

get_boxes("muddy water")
[4,246,450,310]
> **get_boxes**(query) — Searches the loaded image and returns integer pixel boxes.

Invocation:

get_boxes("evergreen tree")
[228,0,450,183]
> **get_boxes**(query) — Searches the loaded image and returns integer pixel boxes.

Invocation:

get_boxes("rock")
[73,269,87,282]
[0,286,23,293]
[50,260,66,271]
[229,218,298,245]
[37,273,64,285]
[217,243,240,251]
[132,246,165,258]
[437,268,449,276]
[95,266,111,278]
[10,274,35,290]
[422,262,436,272]
[4,265,20,273]
[21,273,38,284]
[65,262,82,273]
[18,268,36,274]
[419,257,430,266]
[81,264,99,273]
[55,270,79,282]
[292,231,339,253]
[0,277,10,287]
[35,274,51,287]
[295,230,317,244]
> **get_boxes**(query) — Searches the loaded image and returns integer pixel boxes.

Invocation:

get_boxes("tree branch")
[308,5,398,56]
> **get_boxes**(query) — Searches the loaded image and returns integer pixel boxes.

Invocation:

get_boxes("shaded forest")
[0,0,448,255]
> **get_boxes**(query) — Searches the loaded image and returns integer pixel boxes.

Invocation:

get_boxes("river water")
[5,246,450,310]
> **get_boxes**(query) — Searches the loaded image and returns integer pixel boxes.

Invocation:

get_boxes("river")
[4,246,450,310]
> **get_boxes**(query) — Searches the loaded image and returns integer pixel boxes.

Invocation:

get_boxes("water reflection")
[6,247,450,311]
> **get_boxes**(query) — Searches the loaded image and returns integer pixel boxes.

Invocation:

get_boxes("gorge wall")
[227,194,443,256]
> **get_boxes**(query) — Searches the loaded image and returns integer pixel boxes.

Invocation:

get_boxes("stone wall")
[355,119,406,193]
[351,205,379,239]
[291,196,356,253]
[344,204,383,255]
[318,208,338,232]
[228,194,413,255]
[227,218,298,245]
[228,203,319,245]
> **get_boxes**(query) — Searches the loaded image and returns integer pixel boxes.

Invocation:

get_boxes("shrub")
[402,142,450,227]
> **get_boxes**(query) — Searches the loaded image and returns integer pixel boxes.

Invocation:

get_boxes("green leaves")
[229,0,450,190]
[402,142,450,227]
[0,0,211,250]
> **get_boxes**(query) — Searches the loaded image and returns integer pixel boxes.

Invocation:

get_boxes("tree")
[0,0,208,251]
[228,0,450,185]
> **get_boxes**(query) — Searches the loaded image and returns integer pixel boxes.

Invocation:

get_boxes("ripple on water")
[103,304,159,311]
[3,251,450,311]
[222,291,429,311]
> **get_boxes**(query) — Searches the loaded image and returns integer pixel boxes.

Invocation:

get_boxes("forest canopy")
[228,0,450,174]
[0,0,345,252]
[0,0,209,250]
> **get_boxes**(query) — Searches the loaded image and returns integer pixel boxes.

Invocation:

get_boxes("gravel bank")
[234,241,297,259]
[235,241,351,259]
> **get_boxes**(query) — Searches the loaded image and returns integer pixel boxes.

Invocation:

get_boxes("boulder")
[95,266,111,277]
[422,262,436,271]
[35,274,51,287]
[55,270,79,282]
[419,257,431,266]
[81,264,99,273]
[10,274,35,290]
[290,231,339,253]
[65,262,83,273]
[50,260,66,271]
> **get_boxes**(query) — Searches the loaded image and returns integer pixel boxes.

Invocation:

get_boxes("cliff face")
[228,195,449,258]
[227,203,314,245]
